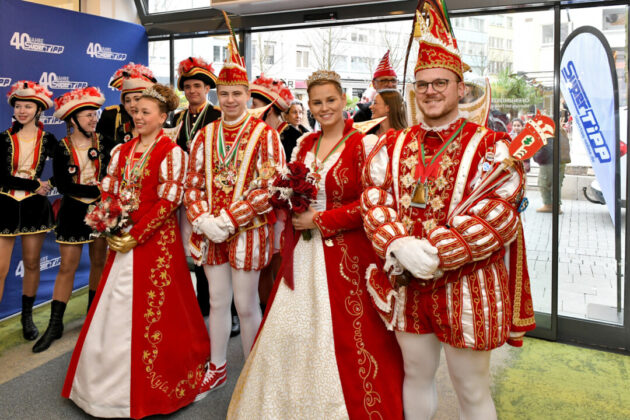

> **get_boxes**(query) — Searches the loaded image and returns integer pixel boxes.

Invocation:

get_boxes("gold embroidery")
[142,218,204,399]
[335,235,384,417]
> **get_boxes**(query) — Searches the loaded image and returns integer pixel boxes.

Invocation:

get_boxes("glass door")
[556,3,629,350]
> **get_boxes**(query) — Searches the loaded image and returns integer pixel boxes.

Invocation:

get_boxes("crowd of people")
[0,1,538,419]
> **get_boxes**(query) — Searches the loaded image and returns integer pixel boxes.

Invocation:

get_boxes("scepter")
[448,110,556,220]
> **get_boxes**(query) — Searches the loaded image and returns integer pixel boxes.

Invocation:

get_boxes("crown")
[306,70,342,88]
[142,86,166,103]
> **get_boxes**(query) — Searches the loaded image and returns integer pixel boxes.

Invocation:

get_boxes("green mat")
[494,338,630,420]
[0,289,88,356]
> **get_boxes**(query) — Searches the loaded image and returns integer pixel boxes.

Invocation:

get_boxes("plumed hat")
[414,0,463,80]
[217,11,249,87]
[53,87,105,120]
[7,80,53,110]
[109,63,157,103]
[250,75,295,112]
[178,57,217,90]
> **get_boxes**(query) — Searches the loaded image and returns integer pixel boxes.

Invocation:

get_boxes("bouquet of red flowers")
[84,194,136,238]
[270,161,318,240]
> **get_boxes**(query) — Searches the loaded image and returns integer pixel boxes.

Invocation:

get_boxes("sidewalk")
[523,190,625,323]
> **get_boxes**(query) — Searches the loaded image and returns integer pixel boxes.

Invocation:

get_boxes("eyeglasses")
[413,78,455,94]
[78,113,99,120]
[374,78,398,84]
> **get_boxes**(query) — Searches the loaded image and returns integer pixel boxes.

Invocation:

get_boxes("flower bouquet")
[84,192,137,238]
[270,161,318,240]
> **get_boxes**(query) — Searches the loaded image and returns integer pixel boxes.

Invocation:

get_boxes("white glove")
[386,237,440,279]
[194,213,230,243]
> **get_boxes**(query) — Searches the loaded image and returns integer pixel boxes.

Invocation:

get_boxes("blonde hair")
[142,83,179,113]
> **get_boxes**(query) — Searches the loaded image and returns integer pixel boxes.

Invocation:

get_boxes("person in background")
[172,56,223,321]
[0,81,56,341]
[534,125,571,213]
[62,84,209,418]
[510,117,529,172]
[369,88,408,137]
[184,40,285,398]
[33,87,110,353]
[282,100,310,159]
[97,63,156,145]
[353,50,398,123]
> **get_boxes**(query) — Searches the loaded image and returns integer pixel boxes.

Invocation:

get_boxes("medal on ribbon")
[411,122,466,209]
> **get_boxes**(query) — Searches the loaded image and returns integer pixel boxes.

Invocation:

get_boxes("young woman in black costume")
[0,81,56,341]
[32,87,110,352]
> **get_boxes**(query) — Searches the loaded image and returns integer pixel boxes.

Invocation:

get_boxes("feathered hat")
[53,87,105,120]
[7,80,53,110]
[217,11,249,87]
[177,57,217,90]
[109,63,157,102]
[250,75,295,112]
[373,50,397,80]
[413,0,463,80]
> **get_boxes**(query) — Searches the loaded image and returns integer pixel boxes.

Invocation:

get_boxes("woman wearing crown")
[31,87,110,353]
[0,81,56,342]
[227,70,404,420]
[97,63,156,145]
[62,84,209,419]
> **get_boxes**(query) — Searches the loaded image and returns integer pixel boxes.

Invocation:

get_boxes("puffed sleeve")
[183,128,209,223]
[100,143,123,200]
[360,130,406,259]
[224,126,286,229]
[427,133,525,271]
[129,146,188,244]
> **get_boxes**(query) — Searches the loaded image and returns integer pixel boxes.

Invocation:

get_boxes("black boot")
[87,289,96,313]
[21,295,39,341]
[32,300,66,353]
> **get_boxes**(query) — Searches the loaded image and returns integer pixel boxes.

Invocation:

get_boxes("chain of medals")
[411,122,466,209]
[184,102,209,148]
[213,115,252,194]
[310,129,357,187]
[120,135,161,210]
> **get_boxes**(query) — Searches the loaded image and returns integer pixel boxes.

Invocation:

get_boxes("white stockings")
[204,264,262,365]
[395,331,496,420]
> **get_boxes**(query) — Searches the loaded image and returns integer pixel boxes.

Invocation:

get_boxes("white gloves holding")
[193,209,236,244]
[385,236,440,280]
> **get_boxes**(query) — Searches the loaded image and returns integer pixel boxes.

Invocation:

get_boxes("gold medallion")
[411,180,429,209]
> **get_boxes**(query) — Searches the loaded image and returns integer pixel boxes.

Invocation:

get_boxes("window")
[350,56,370,73]
[264,42,275,65]
[333,55,348,72]
[213,45,221,62]
[350,32,367,43]
[469,18,483,31]
[506,16,513,29]
[296,48,309,68]
[602,8,626,31]
[489,37,504,49]
[542,23,569,44]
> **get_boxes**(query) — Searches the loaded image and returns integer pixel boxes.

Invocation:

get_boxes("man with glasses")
[362,1,535,419]
[353,50,398,122]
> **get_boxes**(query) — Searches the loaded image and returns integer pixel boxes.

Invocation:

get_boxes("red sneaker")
[195,362,227,401]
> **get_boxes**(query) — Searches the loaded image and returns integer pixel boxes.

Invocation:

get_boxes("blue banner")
[0,0,147,319]
[560,27,619,224]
